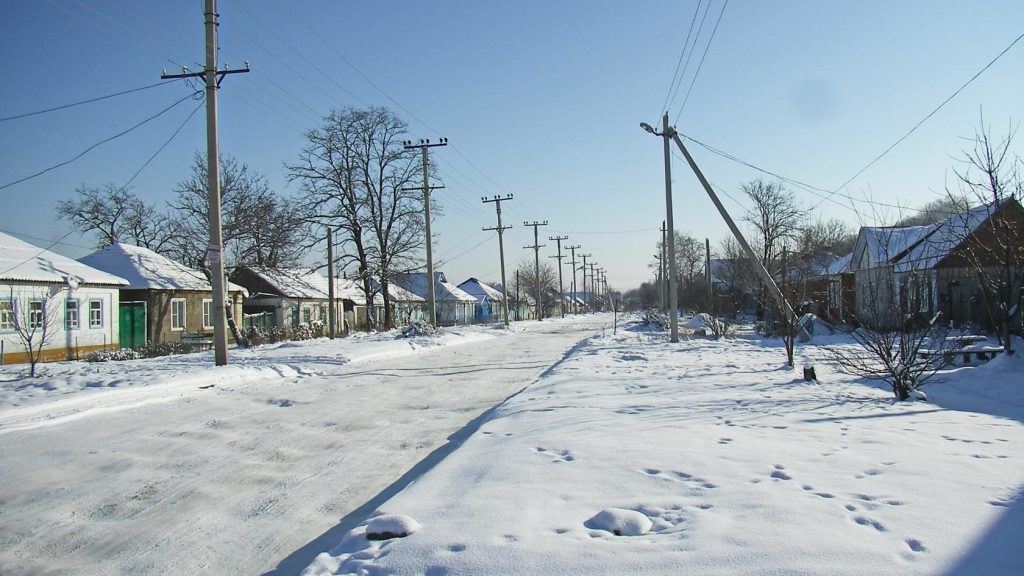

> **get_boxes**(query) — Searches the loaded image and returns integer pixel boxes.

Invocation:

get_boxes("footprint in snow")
[853,515,886,532]
[770,465,792,481]
[905,538,926,553]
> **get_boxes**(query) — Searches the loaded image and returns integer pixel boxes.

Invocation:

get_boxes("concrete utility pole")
[327,227,336,338]
[403,138,448,327]
[523,220,548,320]
[567,244,581,314]
[661,220,668,312]
[483,194,514,327]
[665,128,806,339]
[640,113,679,342]
[162,0,249,366]
[705,237,713,314]
[588,262,598,311]
[579,253,591,312]
[548,235,569,317]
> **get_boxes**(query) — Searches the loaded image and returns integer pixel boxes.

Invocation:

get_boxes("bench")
[180,332,214,351]
[917,344,1005,364]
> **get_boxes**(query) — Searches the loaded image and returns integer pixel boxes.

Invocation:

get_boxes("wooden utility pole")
[402,138,448,326]
[548,235,569,317]
[161,0,249,366]
[523,220,548,319]
[579,253,591,312]
[567,244,581,314]
[483,195,514,327]
[327,227,336,338]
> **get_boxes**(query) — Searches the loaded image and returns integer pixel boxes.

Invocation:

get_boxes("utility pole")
[548,235,569,318]
[483,194,514,327]
[161,0,249,366]
[661,220,668,312]
[640,114,679,342]
[588,262,598,311]
[523,220,548,320]
[567,244,581,314]
[579,253,591,312]
[705,237,713,315]
[403,137,448,327]
[327,227,336,338]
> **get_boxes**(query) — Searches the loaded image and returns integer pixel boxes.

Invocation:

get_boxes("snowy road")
[0,317,607,576]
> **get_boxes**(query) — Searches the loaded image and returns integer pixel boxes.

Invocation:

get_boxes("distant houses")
[1,232,128,364]
[393,272,476,326]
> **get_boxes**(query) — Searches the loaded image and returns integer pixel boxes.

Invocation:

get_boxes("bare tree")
[742,179,804,267]
[169,153,309,270]
[896,196,974,227]
[945,119,1024,353]
[8,288,63,378]
[288,107,425,330]
[57,184,173,250]
[514,259,559,317]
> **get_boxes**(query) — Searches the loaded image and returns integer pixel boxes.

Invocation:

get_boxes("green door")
[119,302,147,349]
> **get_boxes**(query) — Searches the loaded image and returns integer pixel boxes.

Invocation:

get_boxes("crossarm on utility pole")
[668,131,809,341]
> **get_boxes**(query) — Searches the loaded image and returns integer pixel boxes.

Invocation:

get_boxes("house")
[229,266,370,333]
[393,272,476,325]
[79,243,247,347]
[1,232,128,364]
[849,200,1024,330]
[457,278,508,323]
[372,281,427,326]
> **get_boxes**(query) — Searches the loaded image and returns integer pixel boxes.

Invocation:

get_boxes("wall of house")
[854,266,898,328]
[936,266,1024,332]
[1,282,120,365]
[136,289,245,344]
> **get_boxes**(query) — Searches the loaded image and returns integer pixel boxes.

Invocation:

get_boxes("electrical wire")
[659,0,705,119]
[0,80,176,122]
[674,0,729,123]
[0,90,202,191]
[666,0,712,115]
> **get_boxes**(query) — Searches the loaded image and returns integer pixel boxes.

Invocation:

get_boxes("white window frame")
[29,300,44,329]
[171,298,186,331]
[89,299,103,329]
[66,299,80,330]
[0,299,13,331]
[202,298,213,329]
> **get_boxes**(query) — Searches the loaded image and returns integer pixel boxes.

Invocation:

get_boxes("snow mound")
[682,313,711,330]
[399,321,439,338]
[584,508,652,536]
[366,514,420,540]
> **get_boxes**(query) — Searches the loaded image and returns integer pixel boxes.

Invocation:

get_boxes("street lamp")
[640,113,679,343]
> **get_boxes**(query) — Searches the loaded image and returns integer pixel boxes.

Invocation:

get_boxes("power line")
[666,0,712,115]
[120,96,205,190]
[814,29,1024,209]
[659,0,705,119]
[0,90,201,191]
[675,0,729,123]
[0,80,175,122]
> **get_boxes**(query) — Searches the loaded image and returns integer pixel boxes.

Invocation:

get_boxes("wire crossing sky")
[1,0,1021,289]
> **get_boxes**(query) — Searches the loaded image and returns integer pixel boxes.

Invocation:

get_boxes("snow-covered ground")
[303,318,1024,576]
[0,317,608,575]
[2,315,1021,575]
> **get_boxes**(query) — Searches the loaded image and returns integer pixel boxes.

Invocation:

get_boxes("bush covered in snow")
[246,322,324,347]
[85,341,197,362]
[86,348,143,362]
[398,321,440,338]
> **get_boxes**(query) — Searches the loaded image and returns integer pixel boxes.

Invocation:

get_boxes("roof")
[79,243,247,294]
[242,266,369,305]
[856,203,995,272]
[457,277,506,301]
[394,272,477,303]
[0,232,129,286]
[823,253,852,275]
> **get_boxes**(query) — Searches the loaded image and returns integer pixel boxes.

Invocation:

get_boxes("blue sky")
[1,0,1022,289]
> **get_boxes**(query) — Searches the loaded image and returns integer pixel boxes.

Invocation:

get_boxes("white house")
[457,277,508,323]
[394,272,476,325]
[1,232,128,365]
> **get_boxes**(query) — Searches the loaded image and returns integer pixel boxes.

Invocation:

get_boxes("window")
[171,298,186,331]
[0,300,13,331]
[202,299,213,329]
[302,306,312,324]
[29,300,44,329]
[66,299,79,330]
[89,300,103,328]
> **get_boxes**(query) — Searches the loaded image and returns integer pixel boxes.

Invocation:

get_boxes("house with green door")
[1,232,128,365]
[79,243,247,348]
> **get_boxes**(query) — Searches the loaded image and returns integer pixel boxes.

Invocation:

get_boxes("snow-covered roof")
[856,203,995,272]
[0,232,129,286]
[457,278,505,302]
[823,253,852,275]
[79,243,247,295]
[244,267,370,305]
[394,272,477,303]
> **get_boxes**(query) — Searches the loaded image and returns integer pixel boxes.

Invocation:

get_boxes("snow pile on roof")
[859,203,995,272]
[246,267,370,305]
[79,243,246,294]
[0,232,128,286]
[457,277,505,301]
[394,272,476,302]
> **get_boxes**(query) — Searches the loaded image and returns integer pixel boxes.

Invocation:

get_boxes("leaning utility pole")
[567,244,581,314]
[523,220,548,320]
[579,253,591,312]
[665,127,806,339]
[548,235,568,317]
[403,137,448,327]
[483,194,514,327]
[161,0,249,366]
